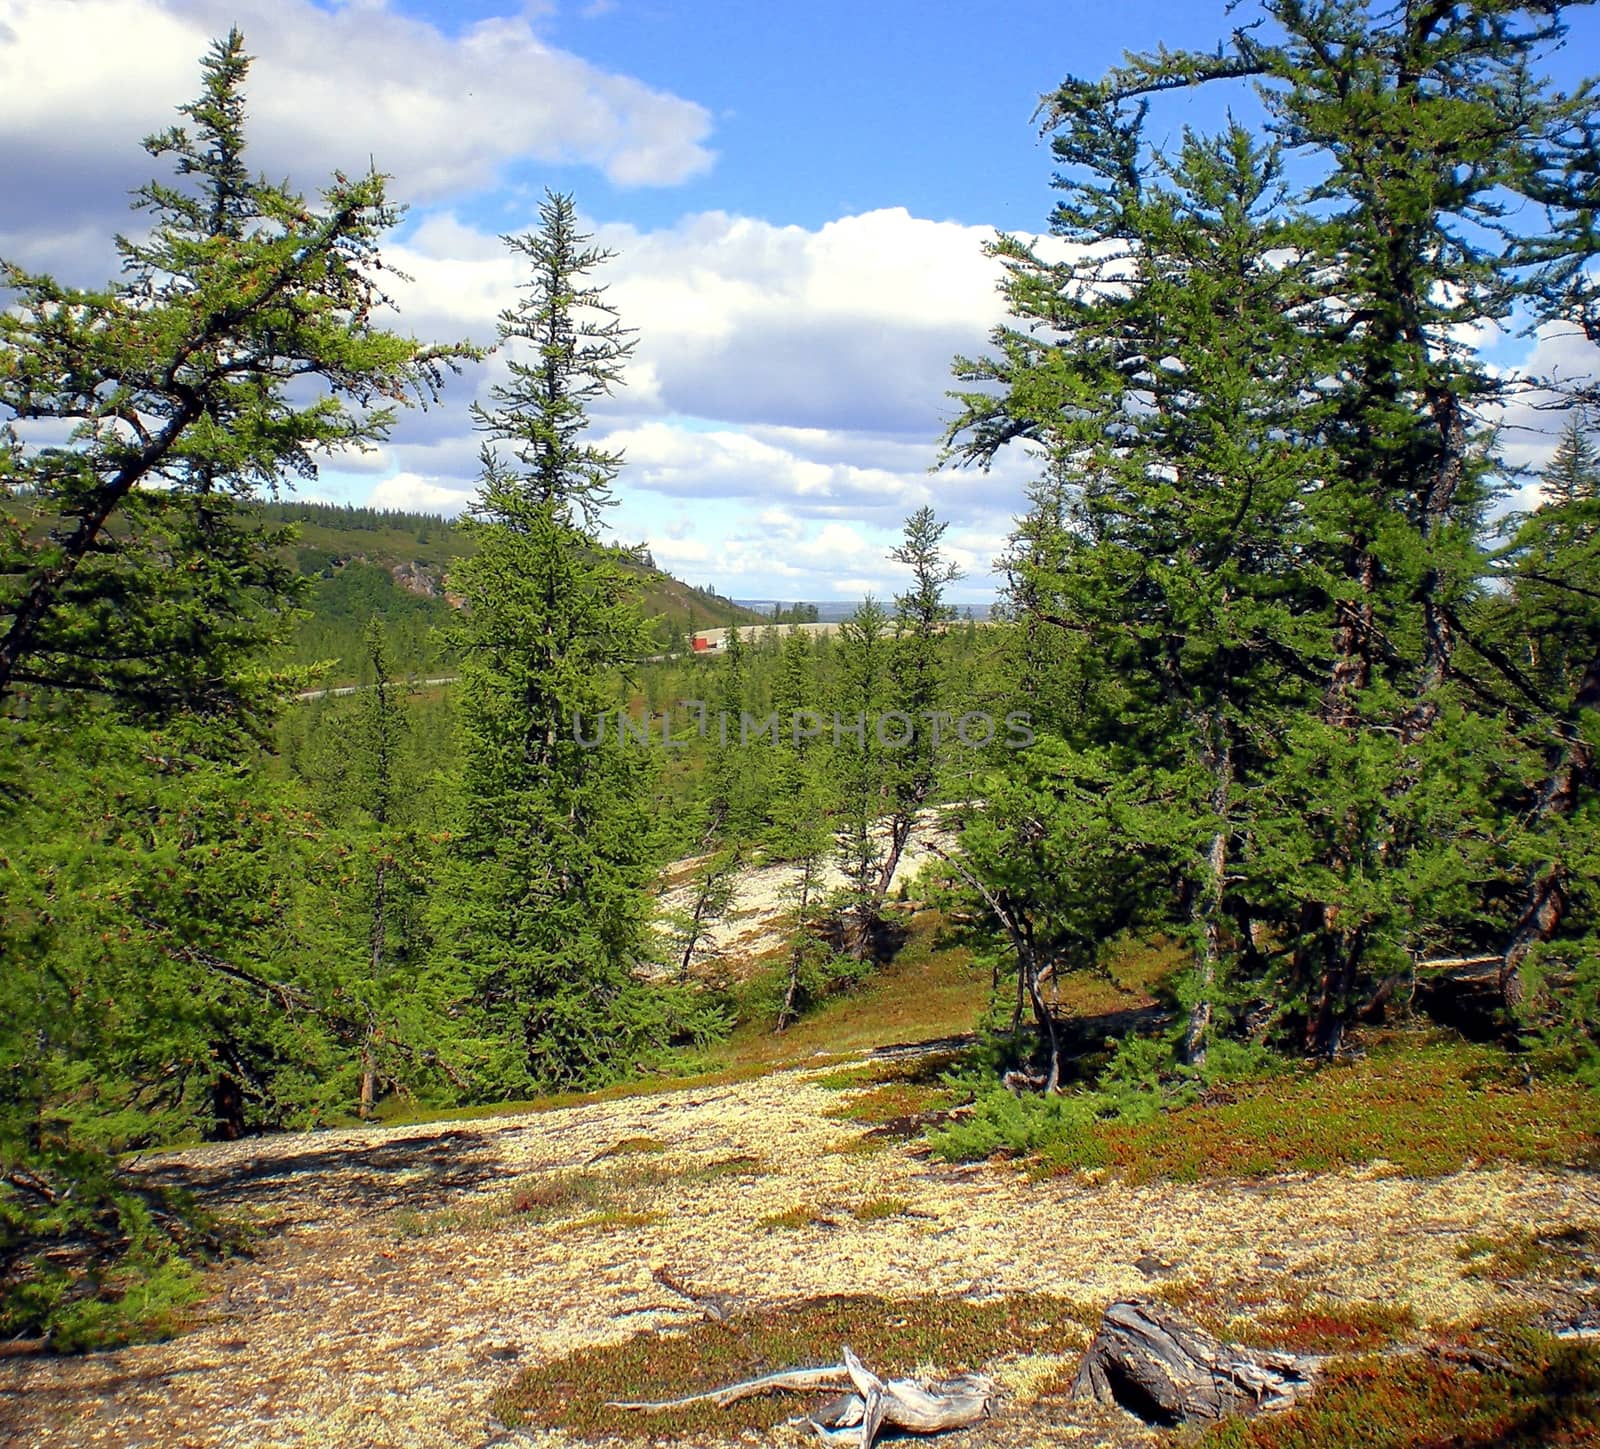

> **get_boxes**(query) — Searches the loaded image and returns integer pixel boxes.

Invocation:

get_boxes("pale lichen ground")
[4,1063,1597,1449]
[651,813,959,969]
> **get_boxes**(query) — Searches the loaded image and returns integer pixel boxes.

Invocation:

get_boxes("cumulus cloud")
[339,202,1045,592]
[384,205,1044,440]
[1479,322,1600,507]
[367,471,477,515]
[324,200,1053,597]
[0,0,715,262]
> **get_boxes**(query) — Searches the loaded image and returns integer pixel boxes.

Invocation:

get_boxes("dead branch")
[606,1364,852,1412]
[606,1344,995,1448]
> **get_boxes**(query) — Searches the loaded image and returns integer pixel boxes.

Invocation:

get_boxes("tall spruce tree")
[948,116,1327,1075]
[0,30,461,724]
[832,597,893,959]
[435,192,718,1094]
[946,0,1600,1065]
[1478,412,1600,1054]
[302,621,440,1116]
[873,510,960,926]
[765,629,841,1028]
[1,33,463,1342]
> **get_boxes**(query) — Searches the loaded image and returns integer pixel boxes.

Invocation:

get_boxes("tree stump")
[1070,1298,1318,1425]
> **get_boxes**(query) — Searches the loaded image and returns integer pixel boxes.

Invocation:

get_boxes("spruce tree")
[435,192,717,1094]
[947,0,1600,1064]
[765,628,842,1028]
[1,32,465,1342]
[303,622,437,1116]
[1478,412,1600,1043]
[0,29,463,723]
[832,597,893,959]
[872,509,960,932]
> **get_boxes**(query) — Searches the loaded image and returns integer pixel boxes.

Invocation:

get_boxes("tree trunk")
[1183,719,1232,1067]
[1301,547,1376,1055]
[359,857,388,1119]
[777,858,816,1031]
[679,849,737,980]
[1071,1298,1318,1425]
[359,1049,377,1119]
[846,809,916,963]
[1499,646,1598,1006]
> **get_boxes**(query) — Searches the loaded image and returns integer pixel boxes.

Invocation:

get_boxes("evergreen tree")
[832,597,893,959]
[0,29,463,723]
[948,117,1326,1075]
[0,32,464,1342]
[1476,412,1600,1055]
[1543,411,1600,511]
[863,508,961,946]
[946,0,1600,1066]
[435,192,718,1094]
[765,630,841,1028]
[303,621,438,1116]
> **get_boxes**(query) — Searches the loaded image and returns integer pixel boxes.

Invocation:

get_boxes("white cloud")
[367,471,476,514]
[1479,322,1600,507]
[351,202,1046,581]
[0,0,715,255]
[384,206,1033,435]
[595,421,929,512]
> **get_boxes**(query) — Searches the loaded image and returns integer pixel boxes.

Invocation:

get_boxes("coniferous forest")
[4,8,1600,1442]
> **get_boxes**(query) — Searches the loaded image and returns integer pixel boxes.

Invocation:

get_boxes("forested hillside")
[3,11,1600,1440]
[257,499,759,681]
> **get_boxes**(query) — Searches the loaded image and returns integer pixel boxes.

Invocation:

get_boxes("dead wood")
[648,1265,738,1322]
[606,1364,853,1411]
[804,1346,993,1447]
[1070,1298,1318,1425]
[607,1343,994,1448]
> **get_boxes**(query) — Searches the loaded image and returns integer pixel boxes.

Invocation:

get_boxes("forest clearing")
[4,1033,1596,1447]
[4,895,1599,1447]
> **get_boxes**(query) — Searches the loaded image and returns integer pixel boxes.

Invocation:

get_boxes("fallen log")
[1071,1298,1318,1425]
[607,1343,994,1448]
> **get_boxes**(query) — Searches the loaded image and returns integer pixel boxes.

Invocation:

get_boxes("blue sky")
[4,0,1599,601]
[393,0,1241,233]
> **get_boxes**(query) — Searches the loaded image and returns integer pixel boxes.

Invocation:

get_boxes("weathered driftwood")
[608,1344,994,1448]
[650,1264,739,1323]
[607,1364,852,1412]
[803,1347,994,1447]
[1071,1298,1318,1425]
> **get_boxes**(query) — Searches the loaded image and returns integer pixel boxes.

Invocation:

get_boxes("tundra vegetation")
[1,16,1599,1444]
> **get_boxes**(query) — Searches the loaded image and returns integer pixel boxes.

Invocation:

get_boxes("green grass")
[491,1294,1098,1442]
[936,1029,1600,1183]
[1457,1224,1600,1282]
[384,914,989,1136]
[851,1196,911,1222]
[558,1211,665,1234]
[716,911,989,1068]
[1195,1329,1600,1448]
[757,1204,831,1231]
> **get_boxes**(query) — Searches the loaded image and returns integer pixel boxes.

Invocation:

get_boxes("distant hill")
[257,500,762,683]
